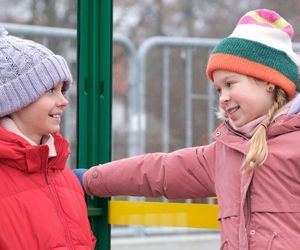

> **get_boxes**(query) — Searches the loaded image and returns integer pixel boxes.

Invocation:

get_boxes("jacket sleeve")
[83,143,217,199]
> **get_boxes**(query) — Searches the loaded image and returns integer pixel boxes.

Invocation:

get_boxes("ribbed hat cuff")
[0,55,72,117]
[206,53,296,99]
[209,37,298,84]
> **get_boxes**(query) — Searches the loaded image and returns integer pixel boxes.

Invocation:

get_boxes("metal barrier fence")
[137,36,220,153]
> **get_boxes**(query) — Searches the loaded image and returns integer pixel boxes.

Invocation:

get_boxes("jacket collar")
[0,117,57,157]
[212,122,249,154]
[0,125,69,173]
[212,114,300,153]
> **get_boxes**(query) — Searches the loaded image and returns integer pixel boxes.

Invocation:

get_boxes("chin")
[48,126,60,134]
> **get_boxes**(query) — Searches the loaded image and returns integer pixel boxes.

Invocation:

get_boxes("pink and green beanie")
[206,9,299,98]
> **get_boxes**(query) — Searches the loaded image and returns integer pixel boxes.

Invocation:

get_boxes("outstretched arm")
[81,144,217,199]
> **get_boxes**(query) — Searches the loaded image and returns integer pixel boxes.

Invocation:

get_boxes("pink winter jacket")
[83,114,300,250]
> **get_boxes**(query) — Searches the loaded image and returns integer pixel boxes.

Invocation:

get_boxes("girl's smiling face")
[213,70,274,127]
[10,82,69,144]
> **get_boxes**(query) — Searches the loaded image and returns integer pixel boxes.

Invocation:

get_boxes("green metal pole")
[77,1,112,250]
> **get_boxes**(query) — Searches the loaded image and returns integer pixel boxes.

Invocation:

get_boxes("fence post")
[77,1,112,249]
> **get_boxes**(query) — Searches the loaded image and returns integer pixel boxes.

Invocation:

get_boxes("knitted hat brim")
[209,38,298,83]
[206,53,296,98]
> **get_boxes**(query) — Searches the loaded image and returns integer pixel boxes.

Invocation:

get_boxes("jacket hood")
[267,114,300,138]
[0,126,69,172]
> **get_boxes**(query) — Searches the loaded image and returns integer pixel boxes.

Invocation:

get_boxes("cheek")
[245,97,272,118]
[24,108,48,125]
[230,89,251,103]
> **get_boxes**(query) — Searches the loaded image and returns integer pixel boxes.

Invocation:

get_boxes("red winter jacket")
[0,127,96,250]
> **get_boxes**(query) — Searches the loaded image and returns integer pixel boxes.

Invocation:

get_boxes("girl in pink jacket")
[0,30,96,249]
[75,9,300,250]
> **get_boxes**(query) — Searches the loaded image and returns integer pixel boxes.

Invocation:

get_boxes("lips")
[227,106,239,114]
[49,113,61,117]
[49,113,62,121]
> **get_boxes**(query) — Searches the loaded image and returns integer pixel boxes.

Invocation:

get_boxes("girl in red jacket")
[0,29,95,249]
[75,9,300,250]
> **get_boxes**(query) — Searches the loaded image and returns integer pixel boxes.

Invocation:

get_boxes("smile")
[49,114,62,121]
[227,106,239,115]
[226,106,240,120]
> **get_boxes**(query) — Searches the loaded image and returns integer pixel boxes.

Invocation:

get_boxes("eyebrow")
[223,74,240,81]
[215,74,240,84]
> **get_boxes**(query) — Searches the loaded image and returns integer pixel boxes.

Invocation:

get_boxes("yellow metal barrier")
[109,200,220,229]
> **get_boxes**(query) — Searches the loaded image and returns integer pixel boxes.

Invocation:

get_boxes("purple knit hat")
[0,28,72,117]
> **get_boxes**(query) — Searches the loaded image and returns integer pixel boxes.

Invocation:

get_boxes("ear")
[266,83,275,93]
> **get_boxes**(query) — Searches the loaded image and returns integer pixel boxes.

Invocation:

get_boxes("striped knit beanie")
[0,28,72,117]
[206,9,299,98]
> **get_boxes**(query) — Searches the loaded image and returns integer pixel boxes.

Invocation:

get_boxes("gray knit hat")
[0,28,72,117]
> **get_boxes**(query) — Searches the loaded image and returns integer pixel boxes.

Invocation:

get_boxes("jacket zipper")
[45,167,75,250]
[245,187,251,230]
[245,178,254,247]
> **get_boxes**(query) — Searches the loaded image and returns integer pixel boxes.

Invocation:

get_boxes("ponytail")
[241,87,288,172]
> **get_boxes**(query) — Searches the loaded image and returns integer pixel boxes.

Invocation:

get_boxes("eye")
[47,88,55,93]
[60,84,68,96]
[226,81,237,88]
[215,88,221,95]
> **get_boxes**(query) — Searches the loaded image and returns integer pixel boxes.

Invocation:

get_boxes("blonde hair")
[241,87,288,172]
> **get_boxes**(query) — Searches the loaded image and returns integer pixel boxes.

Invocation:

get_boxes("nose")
[57,93,69,108]
[219,89,230,106]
